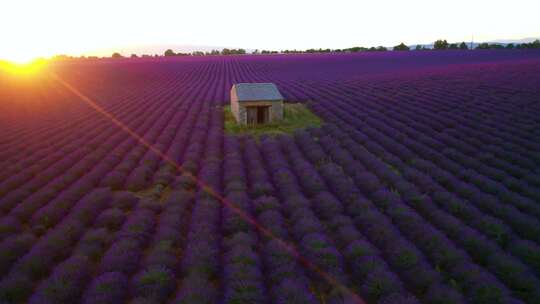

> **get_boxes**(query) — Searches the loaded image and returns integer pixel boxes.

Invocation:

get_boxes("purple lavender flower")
[82,272,129,304]
[29,255,90,304]
[424,283,465,304]
[361,269,403,300]
[0,233,36,274]
[0,272,34,302]
[99,238,142,274]
[74,227,112,261]
[252,195,280,214]
[100,170,126,190]
[111,191,139,210]
[95,208,125,230]
[312,191,344,219]
[132,266,177,302]
[272,278,318,304]
[377,293,421,304]
[172,273,217,304]
[0,215,21,240]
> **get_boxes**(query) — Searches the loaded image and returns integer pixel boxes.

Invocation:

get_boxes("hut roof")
[232,83,283,102]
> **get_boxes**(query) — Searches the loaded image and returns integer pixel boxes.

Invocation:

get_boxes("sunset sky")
[1,0,539,62]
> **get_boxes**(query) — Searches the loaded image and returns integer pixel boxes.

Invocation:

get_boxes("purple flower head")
[272,278,318,304]
[312,191,344,219]
[0,272,34,303]
[377,293,421,304]
[29,255,91,304]
[173,273,217,304]
[111,191,139,210]
[181,240,219,276]
[424,283,465,304]
[95,208,125,230]
[75,227,112,261]
[252,195,280,214]
[83,272,129,304]
[0,233,36,274]
[132,266,177,302]
[100,238,142,274]
[361,269,403,300]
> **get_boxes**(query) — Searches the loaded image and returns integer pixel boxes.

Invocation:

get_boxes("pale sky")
[1,0,539,62]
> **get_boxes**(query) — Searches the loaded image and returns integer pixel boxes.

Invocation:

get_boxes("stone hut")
[230,83,284,125]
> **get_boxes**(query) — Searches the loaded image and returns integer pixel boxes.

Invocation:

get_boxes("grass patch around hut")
[224,103,322,137]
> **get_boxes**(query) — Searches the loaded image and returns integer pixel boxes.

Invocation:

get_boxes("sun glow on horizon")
[0,59,48,76]
[1,52,44,65]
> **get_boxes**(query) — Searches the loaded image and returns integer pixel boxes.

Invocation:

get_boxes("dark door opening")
[247,107,257,125]
[257,106,269,124]
[247,106,270,125]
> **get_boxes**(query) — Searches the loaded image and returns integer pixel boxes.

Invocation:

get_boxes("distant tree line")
[253,39,540,53]
[161,47,387,56]
[221,48,247,55]
[408,40,469,51]
[393,43,410,51]
[428,39,540,50]
[50,39,540,61]
[163,49,191,56]
[258,46,390,54]
[163,48,247,56]
[475,40,540,49]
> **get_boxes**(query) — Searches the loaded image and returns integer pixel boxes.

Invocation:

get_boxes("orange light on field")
[0,59,48,76]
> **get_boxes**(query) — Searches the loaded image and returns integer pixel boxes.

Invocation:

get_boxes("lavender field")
[1,50,540,304]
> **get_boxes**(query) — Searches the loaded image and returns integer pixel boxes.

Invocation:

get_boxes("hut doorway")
[247,106,270,125]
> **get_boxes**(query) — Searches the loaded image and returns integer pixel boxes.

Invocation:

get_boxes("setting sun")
[0,51,42,65]
[0,59,48,76]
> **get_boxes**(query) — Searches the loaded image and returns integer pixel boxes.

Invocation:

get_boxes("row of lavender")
[1,53,539,303]
[301,67,540,303]
[2,52,540,181]
[0,59,216,303]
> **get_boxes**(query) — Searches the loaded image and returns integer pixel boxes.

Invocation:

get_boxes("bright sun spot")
[0,59,48,76]
[0,46,49,65]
